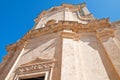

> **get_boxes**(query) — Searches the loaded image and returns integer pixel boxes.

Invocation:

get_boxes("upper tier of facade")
[33,3,94,29]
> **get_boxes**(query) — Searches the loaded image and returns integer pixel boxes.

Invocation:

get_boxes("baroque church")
[0,3,120,80]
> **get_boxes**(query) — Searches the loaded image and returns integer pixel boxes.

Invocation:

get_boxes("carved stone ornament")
[96,28,114,39]
[16,58,55,75]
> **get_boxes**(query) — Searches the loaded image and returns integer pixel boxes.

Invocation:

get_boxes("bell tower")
[0,3,120,80]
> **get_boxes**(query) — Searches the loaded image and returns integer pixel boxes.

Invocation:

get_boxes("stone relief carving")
[16,58,55,75]
[17,63,55,75]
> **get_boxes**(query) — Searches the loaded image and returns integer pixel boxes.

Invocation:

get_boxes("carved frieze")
[16,58,55,75]
[17,62,55,75]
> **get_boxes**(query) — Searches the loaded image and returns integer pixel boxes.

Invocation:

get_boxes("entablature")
[6,18,111,55]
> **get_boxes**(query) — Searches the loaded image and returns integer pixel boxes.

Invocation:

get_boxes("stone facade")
[0,3,120,80]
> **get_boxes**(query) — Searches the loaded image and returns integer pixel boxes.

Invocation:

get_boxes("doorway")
[20,76,45,80]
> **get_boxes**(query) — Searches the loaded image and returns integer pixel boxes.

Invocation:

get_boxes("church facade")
[0,3,120,80]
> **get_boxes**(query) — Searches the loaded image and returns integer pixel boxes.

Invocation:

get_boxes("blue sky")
[0,0,120,62]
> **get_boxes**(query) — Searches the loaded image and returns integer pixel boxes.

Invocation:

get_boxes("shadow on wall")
[22,33,57,56]
[80,34,119,80]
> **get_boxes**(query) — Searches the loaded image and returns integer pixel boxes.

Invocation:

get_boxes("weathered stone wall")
[101,22,120,77]
[61,32,109,80]
[7,32,61,80]
[102,38,120,76]
[34,11,64,29]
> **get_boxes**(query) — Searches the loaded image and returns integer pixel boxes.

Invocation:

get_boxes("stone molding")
[6,18,111,53]
[35,3,85,22]
[16,58,55,75]
[76,12,94,21]
[34,3,94,23]
[96,28,114,39]
[1,18,113,66]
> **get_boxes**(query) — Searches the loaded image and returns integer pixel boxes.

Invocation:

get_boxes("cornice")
[111,21,120,25]
[96,28,114,39]
[6,18,110,54]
